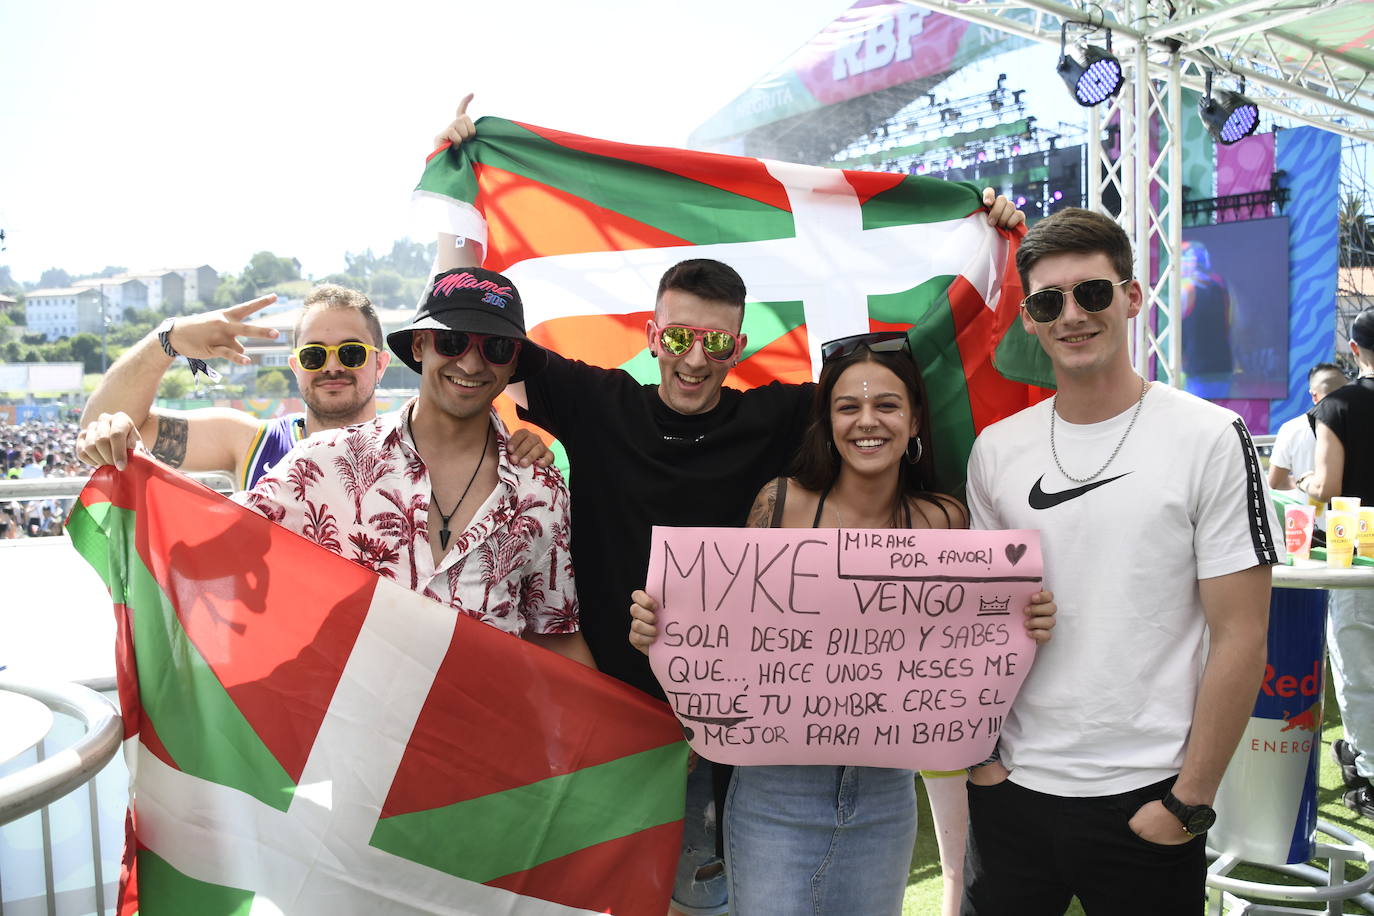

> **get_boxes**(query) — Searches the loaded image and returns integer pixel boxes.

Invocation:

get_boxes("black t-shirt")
[519,351,814,697]
[1311,376,1374,502]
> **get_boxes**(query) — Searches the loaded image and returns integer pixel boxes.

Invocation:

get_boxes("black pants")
[961,776,1206,916]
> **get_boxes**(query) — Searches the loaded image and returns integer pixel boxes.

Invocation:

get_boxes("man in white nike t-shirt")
[961,208,1281,915]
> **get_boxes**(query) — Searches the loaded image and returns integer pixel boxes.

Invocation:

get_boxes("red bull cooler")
[1210,587,1326,865]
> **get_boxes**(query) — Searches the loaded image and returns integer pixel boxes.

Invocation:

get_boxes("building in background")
[24,287,108,340]
[72,276,147,315]
[161,265,219,306]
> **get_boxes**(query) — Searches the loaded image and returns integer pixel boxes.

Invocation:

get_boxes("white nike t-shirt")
[966,383,1282,796]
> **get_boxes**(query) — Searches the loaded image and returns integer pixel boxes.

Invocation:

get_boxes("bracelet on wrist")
[156,318,179,358]
[155,318,220,383]
[968,746,1001,771]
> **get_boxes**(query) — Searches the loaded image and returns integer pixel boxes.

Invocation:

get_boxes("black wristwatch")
[1162,791,1216,835]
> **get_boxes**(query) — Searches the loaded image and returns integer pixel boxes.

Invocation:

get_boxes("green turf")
[900,670,1374,914]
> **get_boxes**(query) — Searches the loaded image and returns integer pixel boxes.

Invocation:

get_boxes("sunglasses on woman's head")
[292,342,378,372]
[1021,278,1131,324]
[657,324,739,361]
[428,330,522,366]
[820,331,910,364]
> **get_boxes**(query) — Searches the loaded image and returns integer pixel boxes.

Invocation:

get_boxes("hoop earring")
[905,436,923,465]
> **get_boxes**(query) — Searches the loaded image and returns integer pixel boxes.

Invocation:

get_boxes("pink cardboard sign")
[646,526,1043,769]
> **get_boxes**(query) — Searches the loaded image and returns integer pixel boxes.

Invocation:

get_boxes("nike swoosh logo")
[1028,473,1130,510]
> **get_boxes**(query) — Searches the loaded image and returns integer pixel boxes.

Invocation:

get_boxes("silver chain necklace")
[1050,377,1149,484]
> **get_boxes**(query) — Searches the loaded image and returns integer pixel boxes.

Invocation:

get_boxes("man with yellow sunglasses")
[80,285,391,487]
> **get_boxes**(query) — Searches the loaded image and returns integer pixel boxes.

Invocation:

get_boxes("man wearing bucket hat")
[238,267,594,666]
[1302,307,1374,818]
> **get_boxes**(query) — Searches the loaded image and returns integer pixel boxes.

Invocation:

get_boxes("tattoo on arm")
[150,416,189,467]
[746,479,780,529]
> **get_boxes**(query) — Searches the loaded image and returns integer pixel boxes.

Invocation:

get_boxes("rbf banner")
[66,455,689,915]
[414,117,1052,495]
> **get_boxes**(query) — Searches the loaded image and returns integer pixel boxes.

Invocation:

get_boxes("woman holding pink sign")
[630,332,1057,916]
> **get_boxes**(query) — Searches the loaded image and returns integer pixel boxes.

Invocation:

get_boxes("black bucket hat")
[387,267,547,382]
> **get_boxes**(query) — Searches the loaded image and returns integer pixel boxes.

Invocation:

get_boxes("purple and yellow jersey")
[239,413,306,490]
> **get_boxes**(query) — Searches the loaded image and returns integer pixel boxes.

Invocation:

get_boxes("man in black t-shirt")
[1301,308,1374,819]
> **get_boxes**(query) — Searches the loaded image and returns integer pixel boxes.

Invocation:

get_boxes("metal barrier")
[0,677,122,828]
[0,676,124,915]
[0,470,235,501]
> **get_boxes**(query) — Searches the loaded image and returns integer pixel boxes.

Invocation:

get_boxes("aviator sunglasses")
[656,324,740,362]
[1021,278,1132,324]
[820,330,910,364]
[292,342,379,372]
[428,330,522,366]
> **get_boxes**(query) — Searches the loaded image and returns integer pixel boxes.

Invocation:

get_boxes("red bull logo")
[1280,700,1321,734]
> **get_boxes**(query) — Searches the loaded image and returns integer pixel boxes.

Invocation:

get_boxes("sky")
[0,0,855,286]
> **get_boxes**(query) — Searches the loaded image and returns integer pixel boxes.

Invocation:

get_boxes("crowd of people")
[1,420,86,538]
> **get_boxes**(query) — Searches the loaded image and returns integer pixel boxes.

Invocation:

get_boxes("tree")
[243,251,301,292]
[381,239,433,277]
[345,248,378,283]
[38,267,71,289]
[0,265,19,295]
[368,268,404,305]
[42,339,73,362]
[257,368,289,397]
[1339,193,1374,269]
[68,333,104,373]
[159,367,193,400]
[72,266,128,283]
[212,273,247,309]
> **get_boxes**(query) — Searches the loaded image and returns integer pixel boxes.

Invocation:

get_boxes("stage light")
[1057,24,1124,106]
[1198,71,1259,145]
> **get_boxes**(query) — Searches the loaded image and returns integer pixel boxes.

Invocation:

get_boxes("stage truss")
[902,0,1374,384]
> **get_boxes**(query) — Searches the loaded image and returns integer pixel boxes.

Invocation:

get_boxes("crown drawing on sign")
[977,596,1012,616]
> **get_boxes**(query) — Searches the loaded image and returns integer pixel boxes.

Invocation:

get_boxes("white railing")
[0,677,121,827]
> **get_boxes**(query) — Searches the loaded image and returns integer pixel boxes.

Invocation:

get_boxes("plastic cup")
[1358,508,1374,558]
[1331,496,1362,515]
[1327,511,1355,569]
[1285,505,1316,561]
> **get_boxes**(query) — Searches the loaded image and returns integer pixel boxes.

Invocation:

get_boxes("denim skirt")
[724,764,917,916]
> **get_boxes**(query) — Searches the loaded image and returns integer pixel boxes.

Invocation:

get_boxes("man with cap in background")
[239,267,594,666]
[1299,308,1374,817]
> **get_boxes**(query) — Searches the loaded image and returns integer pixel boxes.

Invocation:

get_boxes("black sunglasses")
[820,331,910,364]
[429,330,522,366]
[1021,278,1131,323]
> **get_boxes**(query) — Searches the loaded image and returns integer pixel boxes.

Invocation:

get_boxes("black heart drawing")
[1006,543,1028,566]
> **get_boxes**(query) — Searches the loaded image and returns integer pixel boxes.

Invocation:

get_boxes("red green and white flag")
[414,116,1052,493]
[66,455,688,916]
